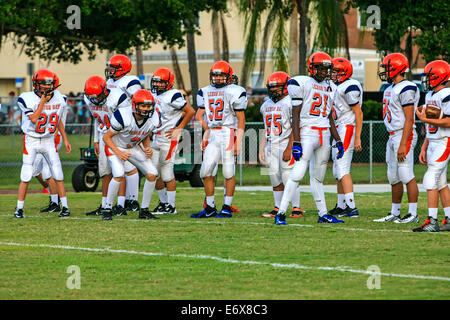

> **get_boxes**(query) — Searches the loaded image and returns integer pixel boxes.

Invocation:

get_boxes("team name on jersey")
[129,130,147,136]
[207,91,224,97]
[42,104,61,111]
[264,105,283,112]
[312,83,332,92]
[90,105,109,112]
[384,91,391,98]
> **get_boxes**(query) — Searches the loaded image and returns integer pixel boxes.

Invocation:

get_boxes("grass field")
[1,188,449,300]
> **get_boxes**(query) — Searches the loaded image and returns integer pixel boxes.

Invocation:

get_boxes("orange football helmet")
[266,71,290,102]
[132,89,155,118]
[32,69,58,96]
[308,52,333,82]
[210,60,232,88]
[105,54,132,80]
[151,68,175,95]
[378,53,409,83]
[84,76,109,105]
[331,57,353,83]
[421,60,450,91]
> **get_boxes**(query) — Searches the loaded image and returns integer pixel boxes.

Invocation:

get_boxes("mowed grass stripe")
[2,241,450,282]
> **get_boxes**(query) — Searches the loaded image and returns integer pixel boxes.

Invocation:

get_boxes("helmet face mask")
[210,72,228,88]
[105,54,131,80]
[267,84,285,102]
[87,88,108,105]
[150,68,174,95]
[231,74,239,85]
[84,76,109,105]
[378,62,393,83]
[311,63,332,82]
[134,101,154,118]
[421,60,450,91]
[266,71,290,102]
[105,62,122,80]
[33,70,57,97]
[209,61,232,88]
[378,53,409,83]
[331,58,352,84]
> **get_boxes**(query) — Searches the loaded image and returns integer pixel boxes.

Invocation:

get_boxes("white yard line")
[1,241,449,282]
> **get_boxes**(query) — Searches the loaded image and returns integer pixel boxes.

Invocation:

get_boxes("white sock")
[141,180,156,209]
[310,180,327,217]
[60,197,68,208]
[224,196,233,206]
[50,194,58,204]
[126,172,140,201]
[117,196,125,207]
[391,203,401,216]
[157,188,167,203]
[291,187,301,208]
[428,208,438,219]
[279,180,298,213]
[102,197,107,208]
[444,207,450,218]
[273,190,283,208]
[206,196,215,208]
[17,200,24,210]
[344,192,356,209]
[337,193,346,209]
[408,203,417,216]
[106,179,121,209]
[167,191,176,207]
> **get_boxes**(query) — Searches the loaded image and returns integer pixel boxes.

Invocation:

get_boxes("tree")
[0,0,226,64]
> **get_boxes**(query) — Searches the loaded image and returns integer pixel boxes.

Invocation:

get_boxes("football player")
[373,53,420,223]
[105,54,143,212]
[102,89,161,221]
[192,60,247,218]
[413,60,450,232]
[328,57,363,218]
[274,51,345,225]
[149,68,195,214]
[14,69,72,218]
[83,76,130,216]
[259,71,305,218]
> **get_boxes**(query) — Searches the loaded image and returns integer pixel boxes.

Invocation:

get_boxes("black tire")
[72,164,99,192]
[189,164,203,188]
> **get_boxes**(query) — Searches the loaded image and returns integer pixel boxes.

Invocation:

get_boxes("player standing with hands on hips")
[414,60,450,232]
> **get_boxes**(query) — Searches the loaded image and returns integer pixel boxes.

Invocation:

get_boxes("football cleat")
[125,200,140,212]
[394,213,419,224]
[101,208,113,221]
[373,213,401,222]
[328,204,346,216]
[231,205,241,213]
[162,204,177,215]
[275,212,287,225]
[112,204,127,216]
[58,207,71,218]
[14,208,24,218]
[290,207,305,218]
[152,202,168,215]
[262,207,279,218]
[337,207,360,218]
[139,208,160,219]
[191,205,217,218]
[40,201,61,213]
[215,205,233,218]
[412,217,439,232]
[439,218,450,231]
[318,214,344,223]
[86,205,102,216]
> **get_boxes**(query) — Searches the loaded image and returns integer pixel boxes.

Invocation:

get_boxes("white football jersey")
[287,76,336,128]
[109,106,161,149]
[17,90,67,138]
[424,87,450,140]
[382,80,419,132]
[332,78,363,126]
[106,75,142,102]
[84,88,130,135]
[197,84,247,129]
[260,95,292,145]
[153,89,187,133]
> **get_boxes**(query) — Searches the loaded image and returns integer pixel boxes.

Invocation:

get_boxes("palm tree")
[170,46,186,90]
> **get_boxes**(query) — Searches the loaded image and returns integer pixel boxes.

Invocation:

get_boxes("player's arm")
[351,103,363,152]
[234,110,246,156]
[258,128,266,164]
[398,104,415,162]
[29,93,51,124]
[141,134,153,158]
[419,137,429,165]
[103,129,130,161]
[329,113,345,159]
[93,118,100,157]
[283,131,294,162]
[57,120,71,154]
[416,108,450,127]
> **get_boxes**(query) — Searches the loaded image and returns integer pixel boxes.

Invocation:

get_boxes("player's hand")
[65,141,72,154]
[259,149,266,165]
[282,146,292,162]
[354,137,362,152]
[165,127,182,140]
[397,144,407,162]
[415,107,427,122]
[94,142,100,157]
[292,141,302,161]
[201,137,209,151]
[144,147,153,159]
[336,141,345,159]
[41,91,53,103]
[118,150,131,161]
[233,142,242,156]
[419,149,427,165]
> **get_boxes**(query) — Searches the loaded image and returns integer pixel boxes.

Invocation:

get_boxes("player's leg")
[329,129,346,216]
[150,140,168,214]
[159,144,178,214]
[124,160,140,211]
[102,149,127,220]
[38,161,61,213]
[217,128,237,217]
[396,131,419,223]
[439,181,450,231]
[263,144,283,218]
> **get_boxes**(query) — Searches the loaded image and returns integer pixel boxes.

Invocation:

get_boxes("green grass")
[1,189,449,299]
